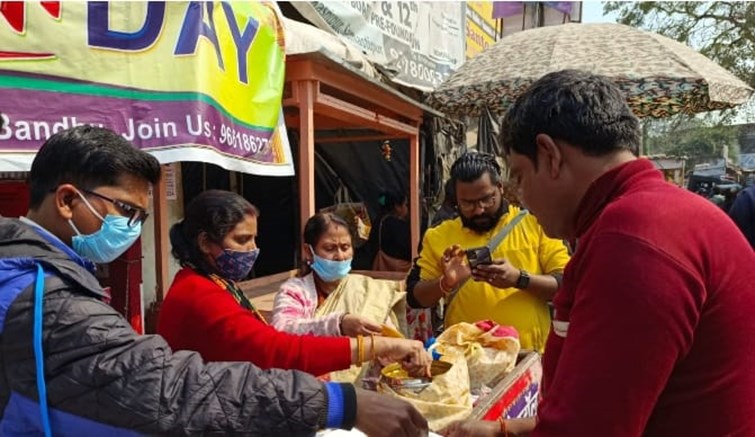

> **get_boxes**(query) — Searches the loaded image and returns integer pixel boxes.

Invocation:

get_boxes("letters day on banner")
[0,1,294,176]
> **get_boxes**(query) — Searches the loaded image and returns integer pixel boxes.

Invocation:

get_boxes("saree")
[316,273,408,383]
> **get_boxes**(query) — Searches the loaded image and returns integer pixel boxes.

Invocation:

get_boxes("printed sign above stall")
[0,1,294,176]
[291,1,466,92]
[465,2,498,60]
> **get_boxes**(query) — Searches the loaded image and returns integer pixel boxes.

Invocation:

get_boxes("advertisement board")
[0,1,293,176]
[466,2,498,60]
[291,1,465,91]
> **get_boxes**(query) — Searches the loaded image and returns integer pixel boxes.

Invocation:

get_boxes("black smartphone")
[466,246,492,268]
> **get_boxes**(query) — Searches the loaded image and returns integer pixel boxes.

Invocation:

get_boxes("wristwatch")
[516,270,531,289]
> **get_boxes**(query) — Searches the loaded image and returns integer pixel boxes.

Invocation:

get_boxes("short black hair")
[303,212,350,247]
[450,152,502,185]
[501,69,641,166]
[29,125,161,209]
[170,190,259,271]
[379,190,406,213]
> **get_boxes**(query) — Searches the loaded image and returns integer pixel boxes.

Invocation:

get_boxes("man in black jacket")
[0,125,427,436]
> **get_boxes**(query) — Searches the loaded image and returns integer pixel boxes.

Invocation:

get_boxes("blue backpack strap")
[34,263,53,437]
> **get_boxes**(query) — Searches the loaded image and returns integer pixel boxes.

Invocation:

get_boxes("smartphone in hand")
[466,246,492,269]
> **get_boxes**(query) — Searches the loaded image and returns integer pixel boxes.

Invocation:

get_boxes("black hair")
[170,190,259,272]
[29,125,161,209]
[303,212,350,246]
[378,190,407,213]
[450,152,502,185]
[501,69,641,166]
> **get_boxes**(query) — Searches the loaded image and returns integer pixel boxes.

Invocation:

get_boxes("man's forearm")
[506,417,536,436]
[522,273,560,302]
[412,278,447,308]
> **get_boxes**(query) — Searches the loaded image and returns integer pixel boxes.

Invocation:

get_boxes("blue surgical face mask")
[215,248,260,282]
[309,246,352,282]
[68,190,142,263]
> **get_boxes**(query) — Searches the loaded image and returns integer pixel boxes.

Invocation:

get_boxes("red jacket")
[535,159,755,436]
[157,268,351,376]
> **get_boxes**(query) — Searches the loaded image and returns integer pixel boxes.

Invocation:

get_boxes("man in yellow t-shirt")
[406,153,570,352]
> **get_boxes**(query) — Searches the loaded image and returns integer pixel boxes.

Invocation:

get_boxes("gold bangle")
[370,334,376,361]
[357,335,364,363]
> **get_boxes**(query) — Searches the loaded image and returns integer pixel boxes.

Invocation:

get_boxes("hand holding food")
[374,337,432,377]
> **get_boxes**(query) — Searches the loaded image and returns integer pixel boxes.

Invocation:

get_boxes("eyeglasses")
[83,190,149,227]
[458,192,497,213]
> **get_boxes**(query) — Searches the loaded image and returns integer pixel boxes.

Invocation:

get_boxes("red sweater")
[535,159,755,436]
[157,268,351,376]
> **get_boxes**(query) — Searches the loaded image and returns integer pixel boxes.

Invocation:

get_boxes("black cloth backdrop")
[314,138,410,269]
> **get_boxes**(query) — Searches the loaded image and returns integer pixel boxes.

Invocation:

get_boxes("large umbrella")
[428,23,753,118]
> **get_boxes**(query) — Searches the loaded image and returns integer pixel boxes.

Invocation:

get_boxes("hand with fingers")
[375,337,432,377]
[354,389,429,437]
[471,258,520,289]
[439,419,499,437]
[441,244,472,290]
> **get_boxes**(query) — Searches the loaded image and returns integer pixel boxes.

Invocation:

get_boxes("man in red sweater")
[442,70,755,437]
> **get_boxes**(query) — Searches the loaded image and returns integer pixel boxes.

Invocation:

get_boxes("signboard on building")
[0,1,294,176]
[291,1,465,91]
[465,2,498,60]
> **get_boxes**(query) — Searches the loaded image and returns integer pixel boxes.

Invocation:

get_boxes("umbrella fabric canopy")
[428,23,753,118]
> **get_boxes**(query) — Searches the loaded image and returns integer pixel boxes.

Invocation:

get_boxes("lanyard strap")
[34,263,53,437]
[486,209,528,252]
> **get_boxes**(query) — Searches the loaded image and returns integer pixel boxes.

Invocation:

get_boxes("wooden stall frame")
[283,52,432,261]
[153,165,170,303]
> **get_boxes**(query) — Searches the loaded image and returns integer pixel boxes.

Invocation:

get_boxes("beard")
[461,200,507,233]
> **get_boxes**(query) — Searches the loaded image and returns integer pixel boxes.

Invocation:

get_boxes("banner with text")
[0,1,293,176]
[466,2,498,60]
[291,1,465,92]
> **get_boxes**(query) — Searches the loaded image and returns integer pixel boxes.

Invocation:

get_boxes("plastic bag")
[378,350,473,432]
[435,321,520,390]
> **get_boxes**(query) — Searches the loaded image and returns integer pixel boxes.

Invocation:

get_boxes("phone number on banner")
[390,48,450,88]
[219,124,269,154]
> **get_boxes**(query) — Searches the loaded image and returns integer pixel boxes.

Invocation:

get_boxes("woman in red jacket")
[157,190,429,377]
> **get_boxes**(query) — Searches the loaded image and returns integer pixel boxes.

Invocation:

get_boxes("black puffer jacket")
[0,218,349,435]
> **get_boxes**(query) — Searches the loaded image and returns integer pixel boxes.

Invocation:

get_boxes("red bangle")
[498,417,508,437]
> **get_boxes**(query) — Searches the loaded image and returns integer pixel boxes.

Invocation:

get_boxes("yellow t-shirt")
[417,205,570,352]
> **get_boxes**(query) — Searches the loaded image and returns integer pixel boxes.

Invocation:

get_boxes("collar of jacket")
[0,217,106,300]
[573,158,661,238]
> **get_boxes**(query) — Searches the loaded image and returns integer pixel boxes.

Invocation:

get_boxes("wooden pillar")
[153,165,170,302]
[298,80,316,236]
[409,132,420,258]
